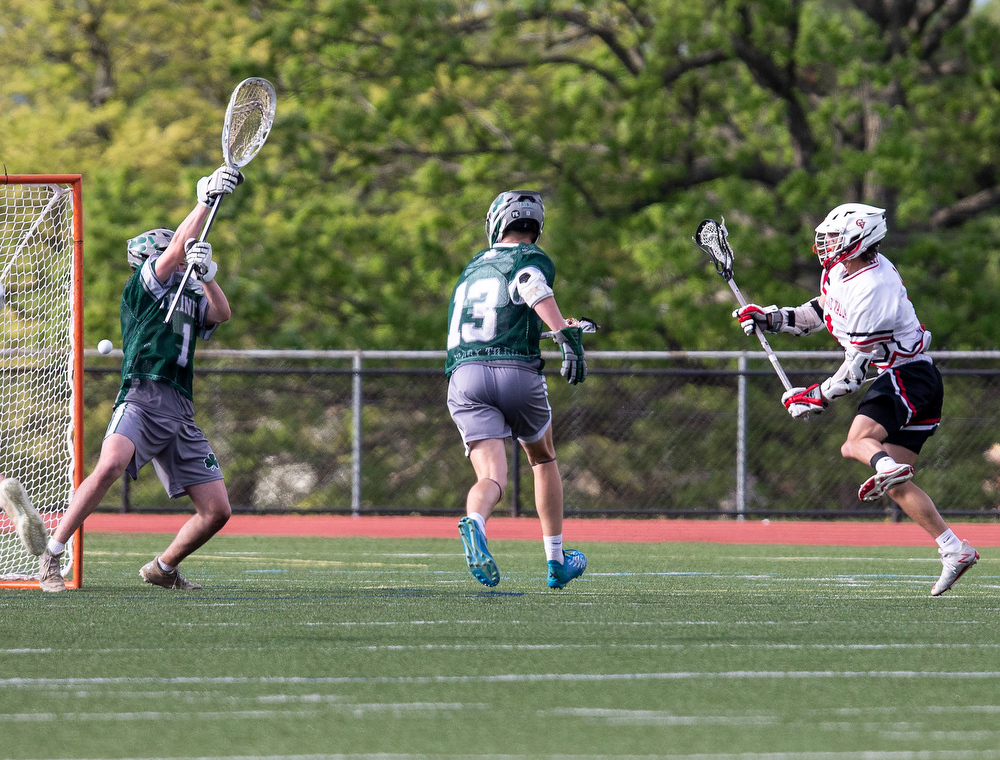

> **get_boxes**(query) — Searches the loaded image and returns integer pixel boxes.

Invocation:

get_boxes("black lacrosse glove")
[553,325,587,385]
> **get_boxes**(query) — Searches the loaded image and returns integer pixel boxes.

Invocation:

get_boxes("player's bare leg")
[841,414,976,594]
[141,479,231,591]
[160,479,231,566]
[457,438,505,586]
[841,416,942,534]
[522,426,586,588]
[522,426,562,537]
[466,438,507,522]
[39,434,134,592]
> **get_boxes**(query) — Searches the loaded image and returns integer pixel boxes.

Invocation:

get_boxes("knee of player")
[479,477,505,502]
[204,500,232,528]
[92,458,129,488]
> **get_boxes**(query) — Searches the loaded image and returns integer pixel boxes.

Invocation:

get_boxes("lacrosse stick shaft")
[163,194,223,324]
[727,279,794,392]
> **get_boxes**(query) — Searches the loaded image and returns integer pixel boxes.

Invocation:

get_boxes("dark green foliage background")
[3,0,1000,353]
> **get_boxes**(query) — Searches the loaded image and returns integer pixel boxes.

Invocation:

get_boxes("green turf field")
[2,532,999,759]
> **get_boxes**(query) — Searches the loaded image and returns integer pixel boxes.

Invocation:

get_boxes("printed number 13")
[447,278,500,348]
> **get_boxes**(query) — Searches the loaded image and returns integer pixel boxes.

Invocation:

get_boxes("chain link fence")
[84,350,1000,521]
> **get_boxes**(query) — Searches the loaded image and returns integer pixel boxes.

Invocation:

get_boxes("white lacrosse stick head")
[694,217,735,281]
[221,78,277,169]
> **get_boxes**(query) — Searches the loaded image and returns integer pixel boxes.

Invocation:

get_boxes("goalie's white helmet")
[486,190,544,247]
[813,203,887,269]
[126,228,174,269]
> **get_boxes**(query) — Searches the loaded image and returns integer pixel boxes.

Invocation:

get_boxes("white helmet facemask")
[813,203,887,269]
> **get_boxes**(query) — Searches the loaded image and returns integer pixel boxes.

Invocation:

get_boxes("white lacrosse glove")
[552,326,587,385]
[184,238,217,282]
[733,303,783,336]
[781,384,827,418]
[197,166,244,207]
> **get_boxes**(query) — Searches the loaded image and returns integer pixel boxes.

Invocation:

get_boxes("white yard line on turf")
[16,750,1000,760]
[6,671,1000,688]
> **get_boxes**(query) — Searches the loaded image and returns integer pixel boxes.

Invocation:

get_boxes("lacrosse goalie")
[37,166,241,592]
[734,203,977,596]
[446,190,588,589]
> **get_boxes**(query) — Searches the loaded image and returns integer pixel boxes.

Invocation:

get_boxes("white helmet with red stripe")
[813,203,887,269]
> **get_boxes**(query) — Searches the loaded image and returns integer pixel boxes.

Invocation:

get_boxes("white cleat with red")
[931,540,978,597]
[858,463,914,502]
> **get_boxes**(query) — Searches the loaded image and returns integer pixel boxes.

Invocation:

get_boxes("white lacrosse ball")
[97,339,113,355]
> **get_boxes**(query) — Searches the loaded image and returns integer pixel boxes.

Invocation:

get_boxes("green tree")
[259,0,1000,349]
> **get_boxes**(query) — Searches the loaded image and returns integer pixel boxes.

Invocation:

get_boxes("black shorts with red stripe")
[857,359,942,454]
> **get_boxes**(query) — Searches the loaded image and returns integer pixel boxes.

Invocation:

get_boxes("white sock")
[468,512,486,535]
[875,456,901,474]
[46,538,65,555]
[156,557,176,573]
[935,529,962,554]
[544,534,564,563]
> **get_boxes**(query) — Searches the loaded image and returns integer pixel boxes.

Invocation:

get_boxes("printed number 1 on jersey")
[448,278,502,348]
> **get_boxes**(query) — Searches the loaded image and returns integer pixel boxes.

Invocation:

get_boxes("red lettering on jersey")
[826,296,847,319]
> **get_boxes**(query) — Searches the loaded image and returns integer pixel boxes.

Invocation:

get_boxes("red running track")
[83,514,1000,546]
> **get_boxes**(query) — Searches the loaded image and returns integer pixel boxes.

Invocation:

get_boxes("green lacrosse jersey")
[446,242,556,376]
[115,255,219,404]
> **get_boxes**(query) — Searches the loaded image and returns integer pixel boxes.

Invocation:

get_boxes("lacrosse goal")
[0,175,84,588]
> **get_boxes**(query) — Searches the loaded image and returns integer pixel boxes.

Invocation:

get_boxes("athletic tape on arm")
[510,267,554,309]
[820,348,872,400]
[779,298,824,336]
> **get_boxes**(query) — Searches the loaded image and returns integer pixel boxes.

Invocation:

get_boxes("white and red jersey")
[820,253,931,371]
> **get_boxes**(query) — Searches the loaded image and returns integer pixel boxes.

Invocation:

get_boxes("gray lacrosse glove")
[184,238,217,282]
[197,166,244,207]
[552,325,587,385]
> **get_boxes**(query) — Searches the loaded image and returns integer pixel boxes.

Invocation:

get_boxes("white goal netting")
[0,178,81,586]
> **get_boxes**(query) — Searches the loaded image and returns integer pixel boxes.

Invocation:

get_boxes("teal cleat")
[547,549,587,588]
[458,516,500,587]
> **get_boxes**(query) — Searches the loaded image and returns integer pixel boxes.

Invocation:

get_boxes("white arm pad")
[511,266,554,309]
[820,349,872,401]
[778,298,824,336]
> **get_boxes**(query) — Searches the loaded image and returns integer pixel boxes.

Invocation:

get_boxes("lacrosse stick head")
[694,217,734,281]
[567,317,600,334]
[542,317,601,339]
[221,78,277,169]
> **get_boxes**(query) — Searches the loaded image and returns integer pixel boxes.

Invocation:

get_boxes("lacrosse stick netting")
[222,78,277,168]
[694,218,793,392]
[165,78,276,323]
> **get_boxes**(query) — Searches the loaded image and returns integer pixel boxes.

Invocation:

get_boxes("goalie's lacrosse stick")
[541,317,601,339]
[694,217,793,392]
[165,77,277,323]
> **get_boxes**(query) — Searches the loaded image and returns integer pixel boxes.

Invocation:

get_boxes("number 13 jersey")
[446,242,556,376]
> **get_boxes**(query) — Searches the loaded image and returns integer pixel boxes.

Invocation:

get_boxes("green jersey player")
[38,166,242,592]
[447,189,589,589]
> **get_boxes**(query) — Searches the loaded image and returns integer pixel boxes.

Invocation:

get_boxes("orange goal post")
[0,175,84,589]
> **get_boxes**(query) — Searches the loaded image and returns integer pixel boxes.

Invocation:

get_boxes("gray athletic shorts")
[106,379,223,498]
[447,360,552,455]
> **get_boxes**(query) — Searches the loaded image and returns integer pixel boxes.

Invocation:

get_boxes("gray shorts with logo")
[447,360,552,455]
[105,379,223,498]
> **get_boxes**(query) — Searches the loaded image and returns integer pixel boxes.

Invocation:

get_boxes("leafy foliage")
[3,0,1000,352]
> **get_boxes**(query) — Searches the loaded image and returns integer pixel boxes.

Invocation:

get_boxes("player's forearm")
[202,281,231,325]
[532,296,568,333]
[153,205,211,281]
